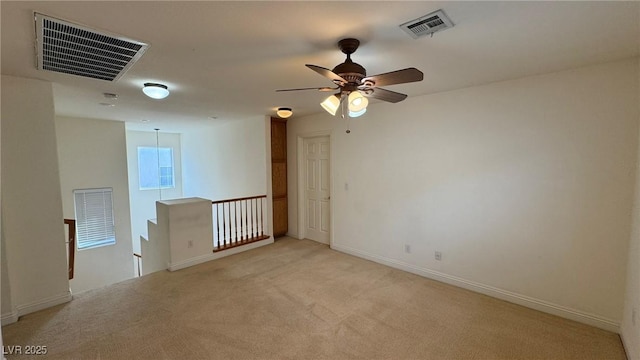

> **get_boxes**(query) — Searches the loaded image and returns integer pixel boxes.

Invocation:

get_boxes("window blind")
[73,188,116,250]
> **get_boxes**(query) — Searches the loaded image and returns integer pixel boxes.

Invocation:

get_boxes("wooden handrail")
[212,195,269,252]
[133,253,142,277]
[63,219,76,280]
[212,194,266,205]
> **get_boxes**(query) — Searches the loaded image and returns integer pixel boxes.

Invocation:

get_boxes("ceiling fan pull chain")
[343,92,350,133]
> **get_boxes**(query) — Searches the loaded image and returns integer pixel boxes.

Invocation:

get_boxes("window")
[74,188,116,250]
[138,147,175,190]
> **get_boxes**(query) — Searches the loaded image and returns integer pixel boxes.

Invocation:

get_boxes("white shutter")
[73,188,116,250]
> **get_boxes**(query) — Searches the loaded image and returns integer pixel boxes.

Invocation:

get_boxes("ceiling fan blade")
[276,87,337,92]
[306,64,347,85]
[362,68,423,87]
[364,87,408,103]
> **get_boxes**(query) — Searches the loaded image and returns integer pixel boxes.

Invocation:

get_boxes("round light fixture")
[142,83,170,99]
[276,107,293,119]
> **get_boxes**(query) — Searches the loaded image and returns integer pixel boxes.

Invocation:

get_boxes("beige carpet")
[3,237,626,359]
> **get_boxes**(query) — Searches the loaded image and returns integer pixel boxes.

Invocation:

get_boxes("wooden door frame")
[297,130,333,245]
[271,117,288,237]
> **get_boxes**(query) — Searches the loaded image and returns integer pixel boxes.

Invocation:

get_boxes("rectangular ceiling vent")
[399,9,454,39]
[34,13,149,81]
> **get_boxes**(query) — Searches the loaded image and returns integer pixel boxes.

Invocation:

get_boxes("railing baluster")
[212,195,268,252]
[260,197,264,236]
[234,201,238,245]
[256,198,260,237]
[216,204,220,247]
[249,199,253,237]
[251,199,256,237]
[222,203,226,247]
[243,200,247,242]
[245,199,249,240]
[233,201,240,244]
[133,253,142,277]
[254,198,258,238]
[239,200,242,242]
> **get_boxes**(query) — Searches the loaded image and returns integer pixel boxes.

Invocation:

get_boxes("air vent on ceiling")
[399,9,454,39]
[34,12,149,81]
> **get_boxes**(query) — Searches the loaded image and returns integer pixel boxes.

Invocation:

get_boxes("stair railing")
[212,195,269,252]
[63,219,76,280]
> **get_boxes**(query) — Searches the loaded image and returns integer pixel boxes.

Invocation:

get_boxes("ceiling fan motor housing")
[333,38,366,86]
[332,62,366,81]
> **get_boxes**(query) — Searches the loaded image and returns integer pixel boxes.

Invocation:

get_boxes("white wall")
[125,130,182,254]
[1,91,5,357]
[182,118,267,201]
[131,117,272,268]
[179,116,274,258]
[1,75,70,321]
[621,55,640,360]
[287,59,639,331]
[56,116,134,293]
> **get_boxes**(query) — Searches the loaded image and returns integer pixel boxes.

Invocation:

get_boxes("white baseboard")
[1,291,72,326]
[168,252,215,271]
[168,238,274,272]
[332,243,620,333]
[15,291,72,318]
[1,311,18,326]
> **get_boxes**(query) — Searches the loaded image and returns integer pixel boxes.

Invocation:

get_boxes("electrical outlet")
[435,251,442,261]
[404,244,411,254]
[188,240,193,248]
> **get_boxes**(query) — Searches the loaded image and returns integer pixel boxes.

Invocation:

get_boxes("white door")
[304,136,330,244]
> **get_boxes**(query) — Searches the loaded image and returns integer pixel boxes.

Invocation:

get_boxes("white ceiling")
[2,1,639,132]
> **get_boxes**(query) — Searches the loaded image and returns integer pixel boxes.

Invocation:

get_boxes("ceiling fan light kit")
[348,91,368,113]
[349,107,367,118]
[277,38,424,129]
[142,83,170,99]
[276,107,293,118]
[321,95,341,116]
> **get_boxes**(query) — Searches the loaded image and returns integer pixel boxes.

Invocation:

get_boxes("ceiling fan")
[277,38,424,119]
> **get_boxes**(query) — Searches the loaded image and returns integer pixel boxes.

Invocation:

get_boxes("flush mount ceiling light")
[142,83,170,99]
[276,107,293,119]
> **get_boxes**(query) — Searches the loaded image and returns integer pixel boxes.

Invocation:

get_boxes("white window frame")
[73,188,116,250]
[137,146,175,190]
